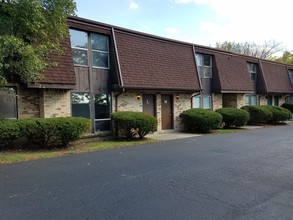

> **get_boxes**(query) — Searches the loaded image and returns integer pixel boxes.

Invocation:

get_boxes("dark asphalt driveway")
[1,126,293,220]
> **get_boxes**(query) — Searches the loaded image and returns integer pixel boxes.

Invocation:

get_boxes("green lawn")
[0,139,158,164]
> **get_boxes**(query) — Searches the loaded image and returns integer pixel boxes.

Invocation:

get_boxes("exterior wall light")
[136,94,141,100]
[176,95,180,100]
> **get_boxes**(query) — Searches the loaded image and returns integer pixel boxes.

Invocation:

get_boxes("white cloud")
[171,0,293,50]
[129,1,139,10]
[166,27,181,35]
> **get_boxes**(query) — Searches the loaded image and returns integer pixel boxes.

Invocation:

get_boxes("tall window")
[70,29,110,69]
[193,95,212,109]
[95,94,111,132]
[0,87,17,119]
[288,69,293,85]
[247,62,257,81]
[195,53,212,78]
[70,29,88,66]
[245,95,257,106]
[91,33,109,68]
[267,96,272,105]
[274,96,279,106]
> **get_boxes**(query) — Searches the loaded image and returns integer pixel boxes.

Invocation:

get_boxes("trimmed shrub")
[112,111,157,140]
[215,108,249,128]
[179,109,222,133]
[260,105,291,124]
[0,117,90,150]
[241,105,272,125]
[281,103,293,113]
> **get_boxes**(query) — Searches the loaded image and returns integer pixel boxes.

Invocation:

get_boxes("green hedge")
[215,108,249,128]
[260,105,291,124]
[281,103,293,113]
[179,109,222,133]
[241,105,272,125]
[112,111,157,140]
[0,117,90,150]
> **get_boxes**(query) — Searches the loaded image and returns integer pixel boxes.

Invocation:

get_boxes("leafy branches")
[0,0,76,85]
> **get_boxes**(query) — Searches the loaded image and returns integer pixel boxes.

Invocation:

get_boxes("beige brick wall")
[112,92,193,131]
[259,96,267,105]
[279,96,285,106]
[222,94,246,108]
[212,93,222,110]
[112,92,142,113]
[18,87,40,118]
[174,93,192,130]
[40,89,71,118]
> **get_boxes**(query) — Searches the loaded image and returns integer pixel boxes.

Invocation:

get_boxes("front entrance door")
[161,95,173,129]
[143,95,156,117]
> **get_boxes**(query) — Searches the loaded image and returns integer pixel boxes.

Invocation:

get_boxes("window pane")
[195,53,202,66]
[95,94,110,119]
[251,95,257,105]
[285,95,293,103]
[289,70,293,84]
[92,51,109,68]
[70,29,88,48]
[0,87,17,119]
[203,55,211,66]
[267,96,272,105]
[72,49,88,66]
[193,96,201,108]
[71,92,90,119]
[274,96,279,106]
[203,67,212,78]
[95,120,111,132]
[250,72,256,81]
[203,96,211,109]
[91,33,108,51]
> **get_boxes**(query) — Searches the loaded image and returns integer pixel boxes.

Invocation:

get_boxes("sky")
[74,0,293,52]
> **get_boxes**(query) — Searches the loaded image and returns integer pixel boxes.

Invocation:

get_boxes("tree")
[0,0,76,85]
[215,40,284,59]
[270,51,293,65]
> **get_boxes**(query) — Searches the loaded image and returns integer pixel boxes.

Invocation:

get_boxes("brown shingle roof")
[195,48,253,93]
[114,30,200,91]
[260,61,293,94]
[37,39,75,87]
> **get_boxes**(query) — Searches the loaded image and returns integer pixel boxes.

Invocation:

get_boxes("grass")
[0,138,158,164]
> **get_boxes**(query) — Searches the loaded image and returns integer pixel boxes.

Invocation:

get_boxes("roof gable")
[114,30,200,91]
[260,61,293,94]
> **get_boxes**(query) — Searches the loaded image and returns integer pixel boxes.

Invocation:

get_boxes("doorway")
[161,95,173,129]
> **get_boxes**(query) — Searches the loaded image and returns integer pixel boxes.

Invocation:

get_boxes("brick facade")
[212,93,223,110]
[174,93,192,130]
[39,89,71,118]
[18,87,40,118]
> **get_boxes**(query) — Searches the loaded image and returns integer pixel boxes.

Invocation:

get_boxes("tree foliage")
[215,40,284,59]
[0,0,76,85]
[270,51,293,64]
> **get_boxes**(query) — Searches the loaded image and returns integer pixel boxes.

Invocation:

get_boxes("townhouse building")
[1,16,293,132]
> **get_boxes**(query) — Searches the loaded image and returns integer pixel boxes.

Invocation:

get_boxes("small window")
[267,96,272,105]
[285,95,293,103]
[0,87,17,119]
[195,53,212,78]
[71,92,90,119]
[247,63,257,81]
[203,96,211,109]
[245,95,257,106]
[193,96,201,108]
[193,95,212,109]
[92,51,109,68]
[274,96,279,106]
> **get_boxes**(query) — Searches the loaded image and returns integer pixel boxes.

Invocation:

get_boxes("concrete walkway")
[146,125,266,141]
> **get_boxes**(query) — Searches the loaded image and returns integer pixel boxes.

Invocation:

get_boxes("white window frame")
[193,95,212,109]
[247,62,257,81]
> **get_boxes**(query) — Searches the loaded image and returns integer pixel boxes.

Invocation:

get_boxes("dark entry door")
[161,95,173,129]
[143,95,156,117]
